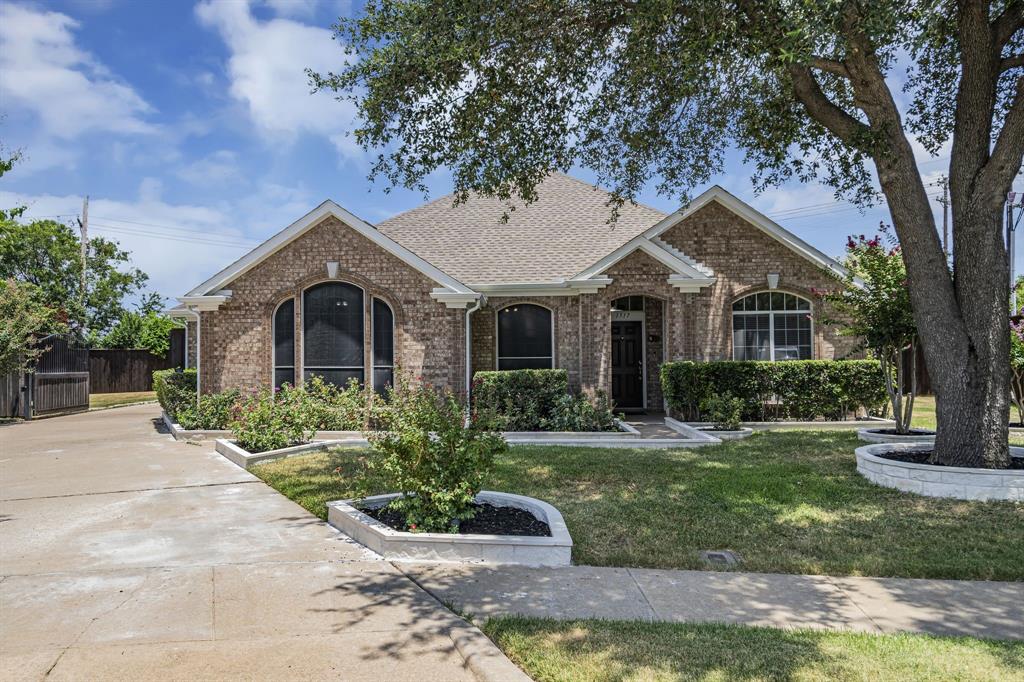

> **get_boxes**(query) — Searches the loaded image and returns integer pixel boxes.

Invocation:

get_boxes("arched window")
[303,282,364,386]
[372,298,394,394]
[272,298,295,389]
[497,304,553,370]
[732,291,812,361]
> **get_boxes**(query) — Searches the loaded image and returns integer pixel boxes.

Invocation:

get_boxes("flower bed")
[327,491,572,565]
[856,443,1024,501]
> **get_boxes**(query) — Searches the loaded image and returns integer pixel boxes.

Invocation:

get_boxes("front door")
[612,321,643,410]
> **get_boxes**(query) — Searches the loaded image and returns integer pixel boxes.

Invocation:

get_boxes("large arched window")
[273,298,295,389]
[372,298,394,394]
[303,282,364,386]
[732,291,812,361]
[497,304,553,370]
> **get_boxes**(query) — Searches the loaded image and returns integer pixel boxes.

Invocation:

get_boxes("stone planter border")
[327,491,572,566]
[696,426,754,441]
[162,411,365,443]
[214,437,366,469]
[682,416,894,432]
[856,443,1024,501]
[857,428,936,444]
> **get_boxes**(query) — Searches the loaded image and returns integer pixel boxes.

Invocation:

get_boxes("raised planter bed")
[857,428,936,444]
[162,411,366,443]
[502,418,639,444]
[327,491,573,566]
[678,416,895,432]
[695,426,754,441]
[214,437,365,469]
[856,442,1024,501]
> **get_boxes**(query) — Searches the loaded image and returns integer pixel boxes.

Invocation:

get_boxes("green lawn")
[89,391,157,409]
[482,618,1024,682]
[252,430,1024,581]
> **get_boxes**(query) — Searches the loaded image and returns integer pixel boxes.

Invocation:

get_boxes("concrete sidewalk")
[0,405,524,681]
[403,563,1024,641]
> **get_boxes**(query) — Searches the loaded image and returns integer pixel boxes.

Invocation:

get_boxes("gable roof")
[185,199,475,298]
[376,173,667,285]
[643,186,849,278]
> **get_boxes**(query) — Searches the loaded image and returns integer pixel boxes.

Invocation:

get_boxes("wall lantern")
[326,261,339,279]
[766,273,780,290]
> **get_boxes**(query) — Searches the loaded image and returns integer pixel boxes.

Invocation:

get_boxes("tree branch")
[978,75,1024,201]
[787,64,870,145]
[810,56,851,78]
[994,1,1024,48]
[1002,53,1024,71]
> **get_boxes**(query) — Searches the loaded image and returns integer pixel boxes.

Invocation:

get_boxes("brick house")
[171,173,856,412]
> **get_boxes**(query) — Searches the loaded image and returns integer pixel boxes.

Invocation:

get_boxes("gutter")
[464,295,485,423]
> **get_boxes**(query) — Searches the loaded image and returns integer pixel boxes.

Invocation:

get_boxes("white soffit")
[643,185,849,278]
[184,200,476,298]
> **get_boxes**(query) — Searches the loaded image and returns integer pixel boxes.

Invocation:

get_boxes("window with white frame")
[371,298,394,394]
[497,304,553,370]
[303,281,364,386]
[732,292,812,361]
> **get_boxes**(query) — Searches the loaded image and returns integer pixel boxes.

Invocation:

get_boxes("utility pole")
[76,195,88,313]
[935,176,950,259]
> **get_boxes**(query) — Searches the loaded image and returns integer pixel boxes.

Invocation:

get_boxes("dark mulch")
[874,449,1024,469]
[869,428,936,436]
[362,502,552,536]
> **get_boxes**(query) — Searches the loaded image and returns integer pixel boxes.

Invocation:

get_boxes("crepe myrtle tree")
[1010,276,1024,424]
[818,227,919,434]
[311,0,1023,467]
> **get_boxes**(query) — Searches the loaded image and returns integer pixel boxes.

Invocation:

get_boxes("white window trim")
[494,303,555,370]
[301,280,367,384]
[731,292,814,362]
[371,297,395,391]
[271,298,295,388]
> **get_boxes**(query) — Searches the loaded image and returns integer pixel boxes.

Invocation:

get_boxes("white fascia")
[643,185,851,280]
[431,289,484,309]
[570,235,717,293]
[177,294,231,311]
[184,200,476,298]
[471,278,614,297]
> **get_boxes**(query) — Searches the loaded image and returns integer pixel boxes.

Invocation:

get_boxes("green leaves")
[0,278,66,375]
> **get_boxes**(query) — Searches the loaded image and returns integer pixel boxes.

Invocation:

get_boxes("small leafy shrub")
[701,393,743,431]
[153,368,197,420]
[176,389,240,430]
[473,369,568,430]
[302,375,370,430]
[661,360,886,421]
[229,384,316,453]
[362,375,506,532]
[542,390,620,432]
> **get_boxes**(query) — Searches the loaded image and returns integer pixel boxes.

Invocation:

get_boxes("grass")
[252,429,1024,581]
[89,391,157,409]
[481,617,1024,682]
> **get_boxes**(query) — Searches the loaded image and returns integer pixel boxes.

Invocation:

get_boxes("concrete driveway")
[0,405,492,681]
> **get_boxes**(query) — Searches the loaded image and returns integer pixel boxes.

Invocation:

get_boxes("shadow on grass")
[481,617,1024,682]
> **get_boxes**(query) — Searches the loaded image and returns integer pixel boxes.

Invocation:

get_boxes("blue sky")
[0,0,1018,304]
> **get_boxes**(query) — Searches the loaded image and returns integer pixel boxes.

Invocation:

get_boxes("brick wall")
[197,216,466,395]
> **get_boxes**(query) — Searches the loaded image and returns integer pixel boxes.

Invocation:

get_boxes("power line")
[88,222,256,249]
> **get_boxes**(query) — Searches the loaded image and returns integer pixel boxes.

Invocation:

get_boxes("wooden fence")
[1,335,91,419]
[89,350,176,393]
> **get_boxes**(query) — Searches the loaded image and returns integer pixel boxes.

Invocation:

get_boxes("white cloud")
[262,0,319,18]
[0,3,155,139]
[195,0,361,162]
[176,150,243,186]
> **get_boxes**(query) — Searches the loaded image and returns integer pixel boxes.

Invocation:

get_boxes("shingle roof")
[376,173,667,285]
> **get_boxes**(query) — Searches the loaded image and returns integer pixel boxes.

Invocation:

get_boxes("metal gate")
[0,335,91,418]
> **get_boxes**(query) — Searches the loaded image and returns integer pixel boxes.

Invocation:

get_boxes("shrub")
[472,369,569,430]
[153,368,197,420]
[229,384,316,453]
[661,360,886,422]
[176,389,239,430]
[701,393,743,431]
[362,375,506,532]
[542,390,620,432]
[301,375,370,430]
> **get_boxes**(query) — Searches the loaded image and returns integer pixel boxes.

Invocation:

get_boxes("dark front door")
[612,321,643,409]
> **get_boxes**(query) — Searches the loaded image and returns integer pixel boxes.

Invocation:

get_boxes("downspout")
[184,307,201,407]
[465,295,484,424]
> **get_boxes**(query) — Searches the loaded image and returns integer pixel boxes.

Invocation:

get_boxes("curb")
[395,563,531,682]
[88,399,159,412]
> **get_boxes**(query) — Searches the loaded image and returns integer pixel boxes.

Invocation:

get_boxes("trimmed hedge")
[660,360,887,422]
[472,369,570,430]
[153,368,197,420]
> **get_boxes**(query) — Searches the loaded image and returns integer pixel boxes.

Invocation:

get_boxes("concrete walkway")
[0,405,523,681]
[403,564,1024,641]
